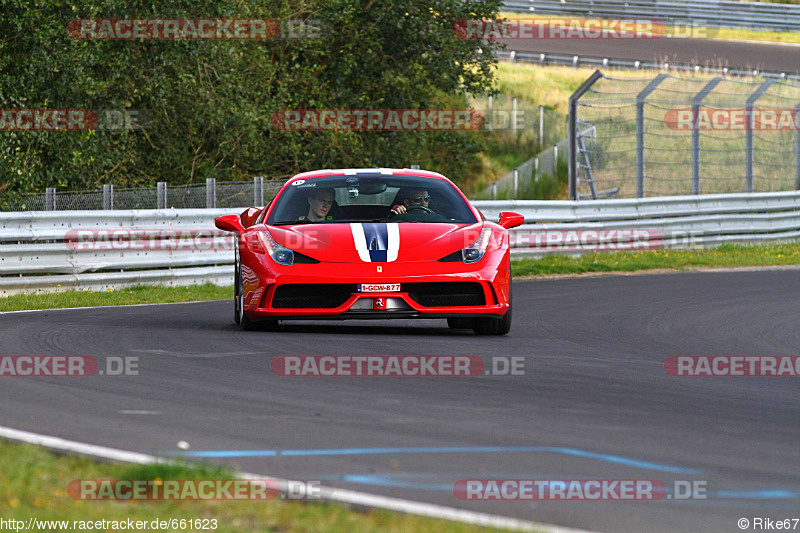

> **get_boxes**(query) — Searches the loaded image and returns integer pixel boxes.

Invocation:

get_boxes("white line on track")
[0,424,599,533]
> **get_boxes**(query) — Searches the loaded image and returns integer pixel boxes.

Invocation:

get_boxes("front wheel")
[473,277,512,336]
[234,257,242,325]
[234,254,259,330]
[447,317,473,329]
[472,306,511,335]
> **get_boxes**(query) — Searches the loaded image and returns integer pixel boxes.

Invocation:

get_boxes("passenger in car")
[300,188,336,221]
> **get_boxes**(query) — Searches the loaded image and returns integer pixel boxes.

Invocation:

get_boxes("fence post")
[491,182,497,200]
[635,74,667,198]
[691,78,723,195]
[513,169,518,197]
[539,105,544,148]
[745,80,775,193]
[157,182,167,209]
[796,102,800,190]
[45,188,56,210]
[512,98,517,132]
[103,184,114,210]
[206,178,216,208]
[568,70,604,200]
[488,96,493,132]
[553,145,558,176]
[535,157,539,183]
[253,176,264,206]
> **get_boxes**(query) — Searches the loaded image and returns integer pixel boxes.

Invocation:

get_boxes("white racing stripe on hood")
[386,223,399,262]
[350,222,400,263]
[350,223,371,262]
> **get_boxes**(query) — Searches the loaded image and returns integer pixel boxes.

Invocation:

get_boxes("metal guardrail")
[1,192,798,295]
[0,209,237,296]
[477,190,800,256]
[497,50,800,82]
[502,0,800,32]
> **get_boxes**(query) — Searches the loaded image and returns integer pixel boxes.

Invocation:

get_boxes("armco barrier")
[477,191,800,256]
[502,0,800,32]
[1,191,799,295]
[0,208,236,296]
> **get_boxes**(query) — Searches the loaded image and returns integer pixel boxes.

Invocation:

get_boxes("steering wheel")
[406,205,432,213]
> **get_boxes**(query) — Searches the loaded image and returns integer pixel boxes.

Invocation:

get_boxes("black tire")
[234,253,242,325]
[447,317,473,329]
[235,251,266,330]
[473,276,512,336]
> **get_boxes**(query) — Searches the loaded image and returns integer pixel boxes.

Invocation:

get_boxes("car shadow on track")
[230,321,479,337]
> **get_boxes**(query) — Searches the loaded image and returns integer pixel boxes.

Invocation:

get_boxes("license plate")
[358,283,400,292]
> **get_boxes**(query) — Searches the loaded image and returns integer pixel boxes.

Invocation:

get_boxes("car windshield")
[266,175,478,225]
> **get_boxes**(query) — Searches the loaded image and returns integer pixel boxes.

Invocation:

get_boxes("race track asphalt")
[0,269,798,532]
[506,36,800,74]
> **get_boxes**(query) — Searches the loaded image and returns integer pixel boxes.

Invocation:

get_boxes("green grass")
[512,241,800,276]
[0,283,230,313]
[0,440,516,533]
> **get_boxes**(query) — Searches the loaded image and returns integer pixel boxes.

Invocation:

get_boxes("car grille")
[271,284,356,309]
[403,282,485,307]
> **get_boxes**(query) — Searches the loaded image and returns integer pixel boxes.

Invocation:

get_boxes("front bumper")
[240,249,511,320]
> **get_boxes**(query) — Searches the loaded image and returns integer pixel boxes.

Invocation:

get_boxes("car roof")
[289,168,449,181]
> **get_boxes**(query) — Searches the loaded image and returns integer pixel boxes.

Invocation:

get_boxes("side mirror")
[215,214,245,233]
[498,212,524,230]
[240,207,262,228]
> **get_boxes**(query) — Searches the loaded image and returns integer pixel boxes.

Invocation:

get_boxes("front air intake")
[403,282,485,307]
[271,284,356,309]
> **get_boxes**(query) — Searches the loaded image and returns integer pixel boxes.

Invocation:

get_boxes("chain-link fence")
[569,71,800,199]
[1,177,287,211]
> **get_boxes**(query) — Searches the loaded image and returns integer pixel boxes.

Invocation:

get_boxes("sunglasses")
[412,195,431,202]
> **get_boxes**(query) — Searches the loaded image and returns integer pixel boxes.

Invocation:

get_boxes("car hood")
[268,222,485,263]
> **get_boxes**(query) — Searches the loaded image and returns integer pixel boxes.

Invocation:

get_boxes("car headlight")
[463,227,492,263]
[245,230,294,266]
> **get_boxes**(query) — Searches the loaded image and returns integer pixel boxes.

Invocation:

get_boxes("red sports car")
[214,168,523,334]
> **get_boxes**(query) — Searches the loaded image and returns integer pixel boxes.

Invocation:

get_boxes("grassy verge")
[498,12,800,45]
[512,241,800,276]
[0,440,513,533]
[0,284,230,313]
